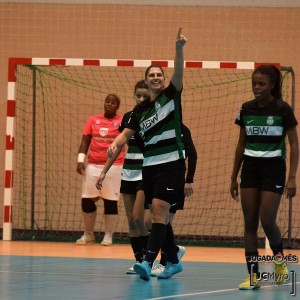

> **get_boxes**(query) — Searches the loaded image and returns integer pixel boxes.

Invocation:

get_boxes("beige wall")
[1,2,300,240]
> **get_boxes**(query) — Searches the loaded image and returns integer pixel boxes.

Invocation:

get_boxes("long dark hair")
[252,64,282,99]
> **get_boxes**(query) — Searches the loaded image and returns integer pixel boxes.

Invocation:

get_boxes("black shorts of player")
[169,186,184,213]
[120,180,143,195]
[142,159,186,206]
[240,155,286,195]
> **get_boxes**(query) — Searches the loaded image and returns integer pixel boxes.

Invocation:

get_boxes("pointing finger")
[177,27,182,38]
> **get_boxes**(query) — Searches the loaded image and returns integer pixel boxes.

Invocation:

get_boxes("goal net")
[3,58,298,246]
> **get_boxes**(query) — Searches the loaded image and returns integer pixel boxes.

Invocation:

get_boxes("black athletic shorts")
[240,156,286,195]
[120,179,143,195]
[169,186,184,213]
[145,188,185,213]
[142,159,186,206]
[120,179,148,209]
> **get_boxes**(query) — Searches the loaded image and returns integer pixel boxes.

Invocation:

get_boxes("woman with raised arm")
[97,27,187,281]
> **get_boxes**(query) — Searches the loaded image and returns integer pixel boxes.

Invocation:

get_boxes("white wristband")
[77,153,86,163]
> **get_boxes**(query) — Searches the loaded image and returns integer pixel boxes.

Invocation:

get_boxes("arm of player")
[95,147,123,190]
[184,152,197,197]
[170,27,187,91]
[230,127,246,201]
[285,126,299,198]
[184,183,194,198]
[183,125,198,197]
[107,128,135,157]
[76,135,91,175]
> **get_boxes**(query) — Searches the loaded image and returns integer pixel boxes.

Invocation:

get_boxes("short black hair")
[105,93,121,107]
[134,80,148,93]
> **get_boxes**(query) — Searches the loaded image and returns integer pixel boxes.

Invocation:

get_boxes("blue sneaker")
[133,261,152,281]
[157,261,183,279]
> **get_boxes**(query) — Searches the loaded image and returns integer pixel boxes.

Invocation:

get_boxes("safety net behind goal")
[3,58,298,246]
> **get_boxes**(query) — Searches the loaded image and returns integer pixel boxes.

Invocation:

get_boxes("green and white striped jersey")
[235,98,298,159]
[119,111,143,181]
[127,83,185,167]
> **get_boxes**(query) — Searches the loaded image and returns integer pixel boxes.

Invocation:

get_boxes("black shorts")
[120,180,143,195]
[145,190,184,213]
[240,156,286,195]
[169,187,184,213]
[142,160,186,206]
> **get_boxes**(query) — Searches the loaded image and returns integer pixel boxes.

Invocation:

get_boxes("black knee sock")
[246,251,259,275]
[144,223,166,266]
[161,223,178,264]
[130,237,143,262]
[160,245,179,266]
[159,251,167,266]
[270,241,284,256]
[140,234,149,256]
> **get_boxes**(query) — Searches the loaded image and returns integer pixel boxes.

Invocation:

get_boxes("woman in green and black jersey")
[101,27,187,281]
[230,65,299,290]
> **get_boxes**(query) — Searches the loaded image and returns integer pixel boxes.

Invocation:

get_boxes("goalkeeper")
[76,93,124,246]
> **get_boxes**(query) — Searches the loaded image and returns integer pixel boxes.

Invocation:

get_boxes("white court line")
[146,288,238,299]
[0,270,129,278]
[146,282,300,300]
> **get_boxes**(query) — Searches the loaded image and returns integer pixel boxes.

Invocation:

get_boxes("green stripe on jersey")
[243,115,283,127]
[137,91,184,166]
[243,115,286,159]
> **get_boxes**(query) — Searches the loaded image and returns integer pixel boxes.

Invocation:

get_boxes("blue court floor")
[0,255,299,300]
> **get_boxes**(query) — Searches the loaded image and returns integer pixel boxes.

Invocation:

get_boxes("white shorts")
[81,164,122,201]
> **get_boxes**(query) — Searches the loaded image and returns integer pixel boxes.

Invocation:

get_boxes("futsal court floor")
[0,241,299,300]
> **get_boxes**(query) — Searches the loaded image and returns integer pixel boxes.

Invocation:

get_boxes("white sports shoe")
[151,263,165,277]
[126,262,138,274]
[151,245,186,277]
[101,233,112,246]
[76,233,95,244]
[177,245,186,260]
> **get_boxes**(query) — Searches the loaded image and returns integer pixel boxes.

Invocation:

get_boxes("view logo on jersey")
[246,126,283,136]
[140,113,159,130]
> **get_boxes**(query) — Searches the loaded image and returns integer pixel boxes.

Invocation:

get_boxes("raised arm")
[171,27,187,91]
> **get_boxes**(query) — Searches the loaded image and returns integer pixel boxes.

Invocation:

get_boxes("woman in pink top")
[76,93,124,246]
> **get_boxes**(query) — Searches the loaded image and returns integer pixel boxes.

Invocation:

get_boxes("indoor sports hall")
[1,1,300,299]
[0,242,300,299]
